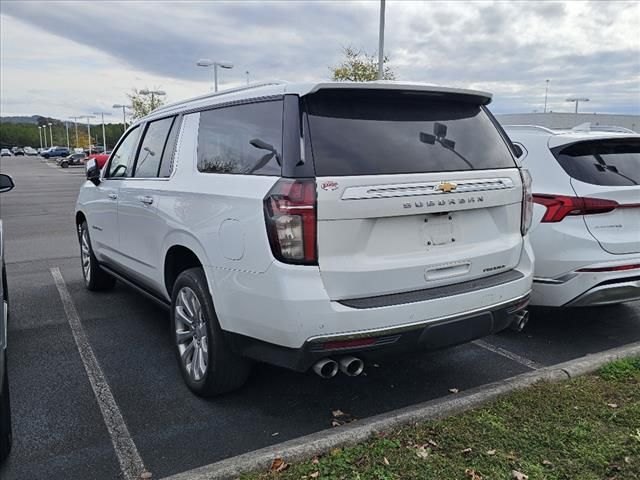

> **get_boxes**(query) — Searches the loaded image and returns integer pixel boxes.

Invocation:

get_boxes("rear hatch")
[304,89,524,300]
[551,137,640,255]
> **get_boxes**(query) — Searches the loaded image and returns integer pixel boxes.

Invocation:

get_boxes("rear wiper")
[420,122,473,169]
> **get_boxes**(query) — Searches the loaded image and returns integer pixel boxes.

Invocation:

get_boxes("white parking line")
[472,339,543,370]
[51,267,149,480]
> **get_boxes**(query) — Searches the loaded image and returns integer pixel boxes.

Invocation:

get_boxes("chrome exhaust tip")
[510,310,529,332]
[312,358,339,379]
[338,356,364,377]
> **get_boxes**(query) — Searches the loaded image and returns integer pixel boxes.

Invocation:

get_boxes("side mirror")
[86,159,101,185]
[0,174,14,193]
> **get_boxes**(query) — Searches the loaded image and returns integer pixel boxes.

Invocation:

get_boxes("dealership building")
[495,112,639,132]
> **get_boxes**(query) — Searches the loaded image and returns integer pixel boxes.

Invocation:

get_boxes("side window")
[134,117,175,178]
[107,127,140,178]
[197,100,283,175]
[159,116,182,178]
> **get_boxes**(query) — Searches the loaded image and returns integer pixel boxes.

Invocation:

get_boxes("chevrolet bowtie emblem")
[437,182,457,193]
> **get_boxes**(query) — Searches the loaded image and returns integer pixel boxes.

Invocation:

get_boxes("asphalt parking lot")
[1,155,639,480]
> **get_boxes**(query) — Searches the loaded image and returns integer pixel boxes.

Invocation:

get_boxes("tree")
[330,46,395,82]
[127,88,167,120]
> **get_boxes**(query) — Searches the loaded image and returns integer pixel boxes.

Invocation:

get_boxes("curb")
[163,341,640,480]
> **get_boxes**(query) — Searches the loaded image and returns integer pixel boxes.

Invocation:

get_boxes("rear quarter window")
[304,90,516,176]
[552,138,640,186]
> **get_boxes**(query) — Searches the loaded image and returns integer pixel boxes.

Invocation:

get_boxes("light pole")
[245,70,250,85]
[112,104,131,131]
[93,111,112,152]
[139,89,166,111]
[378,0,386,80]
[83,115,97,152]
[65,121,70,149]
[543,79,550,113]
[47,122,53,147]
[196,59,233,92]
[69,116,82,148]
[566,97,590,125]
[38,126,43,149]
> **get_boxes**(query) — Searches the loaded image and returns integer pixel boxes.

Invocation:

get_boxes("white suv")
[505,125,640,307]
[76,82,534,396]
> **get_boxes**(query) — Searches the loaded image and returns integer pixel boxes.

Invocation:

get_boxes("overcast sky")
[1,0,639,121]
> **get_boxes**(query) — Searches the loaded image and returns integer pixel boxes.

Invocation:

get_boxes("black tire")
[61,161,69,168]
[170,267,250,396]
[78,221,115,291]
[0,351,12,463]
[43,154,49,159]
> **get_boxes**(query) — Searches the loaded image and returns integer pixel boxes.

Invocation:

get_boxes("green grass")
[242,358,640,480]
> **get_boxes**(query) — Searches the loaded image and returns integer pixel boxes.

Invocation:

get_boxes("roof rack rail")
[502,125,556,134]
[149,81,288,116]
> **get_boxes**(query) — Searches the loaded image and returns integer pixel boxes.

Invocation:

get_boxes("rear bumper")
[564,277,640,307]
[225,293,530,372]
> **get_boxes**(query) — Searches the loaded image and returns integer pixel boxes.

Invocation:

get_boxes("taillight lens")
[533,194,618,222]
[264,178,317,265]
[520,168,533,235]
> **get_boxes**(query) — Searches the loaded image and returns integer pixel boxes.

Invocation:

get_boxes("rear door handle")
[138,195,154,205]
[107,193,118,200]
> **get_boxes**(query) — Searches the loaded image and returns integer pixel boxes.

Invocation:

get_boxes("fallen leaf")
[461,447,472,454]
[624,456,631,464]
[330,448,341,456]
[542,459,553,467]
[331,420,341,427]
[312,457,319,465]
[332,409,346,417]
[486,449,496,456]
[383,456,390,466]
[309,472,320,479]
[140,472,152,480]
[511,470,528,480]
[607,403,618,409]
[506,452,519,461]
[270,457,289,472]
[372,363,380,368]
[271,432,279,437]
[416,446,430,459]
[465,468,483,480]
[428,439,438,448]
[449,388,460,394]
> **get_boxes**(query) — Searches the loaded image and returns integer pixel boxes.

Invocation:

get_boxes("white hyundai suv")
[76,82,533,396]
[505,125,640,307]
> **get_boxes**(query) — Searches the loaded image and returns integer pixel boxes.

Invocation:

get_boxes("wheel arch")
[164,244,206,299]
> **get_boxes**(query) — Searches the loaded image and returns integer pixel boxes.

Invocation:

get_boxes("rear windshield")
[552,139,640,186]
[304,90,516,176]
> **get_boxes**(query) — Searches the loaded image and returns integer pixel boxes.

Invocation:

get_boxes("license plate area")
[421,214,454,247]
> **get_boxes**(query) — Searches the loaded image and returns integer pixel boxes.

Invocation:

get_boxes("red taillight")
[533,194,619,222]
[577,264,640,273]
[264,178,317,265]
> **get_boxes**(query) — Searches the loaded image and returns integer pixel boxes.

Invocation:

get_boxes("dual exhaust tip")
[313,356,364,378]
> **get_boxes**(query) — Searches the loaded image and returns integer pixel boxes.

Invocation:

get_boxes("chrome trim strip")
[306,292,531,344]
[341,177,515,201]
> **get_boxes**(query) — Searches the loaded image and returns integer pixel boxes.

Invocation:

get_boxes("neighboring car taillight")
[533,194,619,222]
[520,168,533,235]
[264,178,317,265]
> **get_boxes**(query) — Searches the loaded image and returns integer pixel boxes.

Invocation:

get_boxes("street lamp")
[566,97,590,125]
[65,121,70,149]
[245,70,250,85]
[378,0,386,80]
[47,122,53,147]
[112,104,131,130]
[139,89,166,111]
[93,111,112,152]
[69,116,82,148]
[38,126,43,149]
[196,59,233,92]
[83,115,97,153]
[543,79,550,113]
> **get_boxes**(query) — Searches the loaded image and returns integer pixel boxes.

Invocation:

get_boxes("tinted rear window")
[552,139,640,186]
[304,90,516,176]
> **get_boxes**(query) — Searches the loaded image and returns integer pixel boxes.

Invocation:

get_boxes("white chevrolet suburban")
[75,81,534,396]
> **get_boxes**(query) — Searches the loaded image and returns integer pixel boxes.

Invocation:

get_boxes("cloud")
[1,0,639,119]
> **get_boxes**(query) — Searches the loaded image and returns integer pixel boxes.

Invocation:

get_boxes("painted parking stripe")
[472,339,543,370]
[51,267,148,480]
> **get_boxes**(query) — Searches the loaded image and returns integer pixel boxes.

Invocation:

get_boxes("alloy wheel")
[175,287,209,382]
[80,227,91,282]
